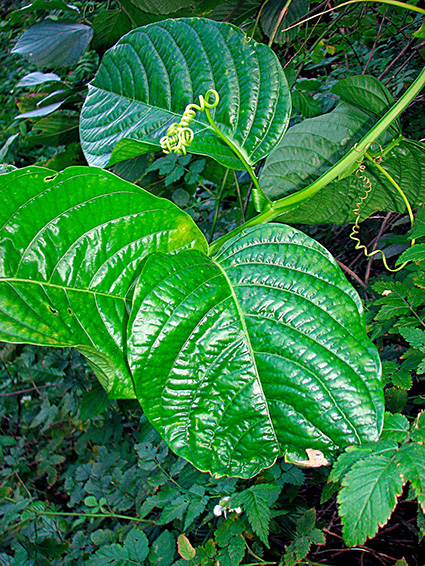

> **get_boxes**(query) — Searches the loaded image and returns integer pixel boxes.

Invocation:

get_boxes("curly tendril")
[160,89,220,156]
[349,144,415,273]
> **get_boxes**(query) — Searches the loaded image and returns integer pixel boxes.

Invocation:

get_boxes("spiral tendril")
[349,146,413,273]
[160,89,220,156]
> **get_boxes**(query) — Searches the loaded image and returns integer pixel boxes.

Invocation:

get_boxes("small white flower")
[213,496,242,517]
[382,290,392,296]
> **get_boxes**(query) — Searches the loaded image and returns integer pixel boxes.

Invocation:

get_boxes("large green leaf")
[12,22,93,68]
[274,139,425,225]
[0,167,207,398]
[128,224,383,478]
[80,18,291,169]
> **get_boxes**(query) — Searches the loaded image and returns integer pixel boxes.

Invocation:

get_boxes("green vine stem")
[160,89,270,213]
[209,65,425,256]
[349,151,415,272]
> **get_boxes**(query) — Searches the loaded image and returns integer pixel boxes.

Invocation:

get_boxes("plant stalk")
[209,65,425,256]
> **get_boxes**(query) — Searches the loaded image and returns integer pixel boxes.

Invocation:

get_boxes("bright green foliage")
[79,18,291,169]
[396,444,425,511]
[0,167,206,398]
[380,413,409,442]
[338,452,404,546]
[128,223,383,477]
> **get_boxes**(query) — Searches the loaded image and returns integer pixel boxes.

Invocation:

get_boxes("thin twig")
[365,211,392,284]
[0,383,60,398]
[384,40,425,86]
[336,259,367,288]
[378,38,416,80]
[363,7,388,74]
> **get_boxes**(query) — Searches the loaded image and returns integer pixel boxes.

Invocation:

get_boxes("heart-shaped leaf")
[80,18,291,169]
[128,224,383,478]
[0,166,207,398]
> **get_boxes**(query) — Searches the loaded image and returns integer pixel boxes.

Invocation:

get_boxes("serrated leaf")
[330,440,398,482]
[284,536,311,566]
[231,484,281,547]
[0,166,206,398]
[149,530,175,566]
[261,0,310,44]
[280,463,305,486]
[217,536,245,566]
[158,495,190,525]
[397,243,425,265]
[381,412,409,442]
[124,528,149,562]
[296,508,316,536]
[80,18,290,169]
[385,388,408,414]
[408,204,425,240]
[86,543,128,565]
[129,0,195,13]
[396,443,425,511]
[12,22,93,68]
[177,535,196,561]
[411,411,425,443]
[128,223,383,478]
[338,454,404,546]
[80,381,110,420]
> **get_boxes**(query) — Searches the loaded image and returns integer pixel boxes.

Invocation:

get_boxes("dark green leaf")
[80,381,110,420]
[397,243,425,265]
[385,388,408,414]
[80,18,290,169]
[128,224,383,478]
[12,22,93,68]
[261,0,310,44]
[29,114,79,147]
[397,443,425,511]
[381,412,409,442]
[149,530,175,566]
[92,10,132,54]
[0,166,206,398]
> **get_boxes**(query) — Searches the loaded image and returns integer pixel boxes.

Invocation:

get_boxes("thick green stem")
[208,66,425,256]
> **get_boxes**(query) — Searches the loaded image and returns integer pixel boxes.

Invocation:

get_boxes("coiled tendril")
[349,144,415,273]
[160,89,220,156]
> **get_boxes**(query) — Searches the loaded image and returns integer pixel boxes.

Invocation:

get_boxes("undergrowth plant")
[1,0,425,563]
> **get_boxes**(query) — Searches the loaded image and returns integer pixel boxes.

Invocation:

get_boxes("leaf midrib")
[0,278,127,301]
[213,258,281,456]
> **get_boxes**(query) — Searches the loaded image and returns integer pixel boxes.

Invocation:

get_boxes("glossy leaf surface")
[80,18,291,169]
[0,167,207,398]
[274,140,425,225]
[128,224,383,478]
[12,22,93,68]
